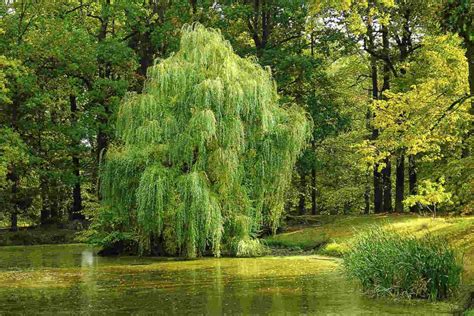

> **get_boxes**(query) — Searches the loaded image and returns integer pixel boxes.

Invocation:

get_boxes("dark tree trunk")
[395,151,405,212]
[135,23,156,81]
[311,167,317,215]
[10,213,18,232]
[364,171,371,214]
[380,24,393,212]
[408,154,418,212]
[248,0,271,52]
[96,127,108,200]
[365,89,372,215]
[298,172,306,215]
[94,4,111,199]
[8,169,19,232]
[382,157,393,212]
[373,163,383,213]
[467,41,474,117]
[49,185,60,222]
[463,40,474,157]
[366,13,383,213]
[139,40,153,79]
[40,201,50,224]
[96,124,108,162]
[8,99,21,231]
[40,177,50,225]
[69,95,84,221]
[311,140,318,215]
[309,35,318,216]
[190,0,197,14]
[71,156,83,220]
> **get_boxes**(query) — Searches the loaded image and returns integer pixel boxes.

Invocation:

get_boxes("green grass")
[265,214,474,280]
[344,226,462,300]
[265,230,329,251]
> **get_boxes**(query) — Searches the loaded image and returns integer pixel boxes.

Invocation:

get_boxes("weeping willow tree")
[98,24,310,258]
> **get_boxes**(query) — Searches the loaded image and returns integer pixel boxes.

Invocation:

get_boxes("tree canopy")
[0,1,472,251]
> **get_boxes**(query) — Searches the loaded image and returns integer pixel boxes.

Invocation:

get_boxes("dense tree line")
[0,0,472,234]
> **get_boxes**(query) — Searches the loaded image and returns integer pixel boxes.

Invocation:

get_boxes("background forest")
[0,0,473,232]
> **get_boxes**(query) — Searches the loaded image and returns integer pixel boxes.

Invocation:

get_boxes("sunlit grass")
[266,214,474,282]
[344,227,462,300]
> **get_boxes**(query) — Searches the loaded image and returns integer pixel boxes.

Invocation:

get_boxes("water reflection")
[0,244,453,315]
[81,250,95,267]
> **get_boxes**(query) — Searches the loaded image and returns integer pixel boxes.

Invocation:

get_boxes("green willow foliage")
[99,25,310,258]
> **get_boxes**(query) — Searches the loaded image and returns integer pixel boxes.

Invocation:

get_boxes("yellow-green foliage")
[404,178,453,215]
[98,24,310,258]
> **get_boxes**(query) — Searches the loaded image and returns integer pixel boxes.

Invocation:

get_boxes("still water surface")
[0,244,453,315]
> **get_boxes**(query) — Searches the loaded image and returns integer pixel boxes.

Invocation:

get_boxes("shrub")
[343,226,462,300]
[321,242,348,257]
[235,239,268,257]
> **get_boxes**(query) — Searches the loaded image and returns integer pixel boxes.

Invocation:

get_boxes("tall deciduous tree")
[442,0,474,157]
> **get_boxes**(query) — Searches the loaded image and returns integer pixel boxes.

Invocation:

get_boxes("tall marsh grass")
[343,226,462,300]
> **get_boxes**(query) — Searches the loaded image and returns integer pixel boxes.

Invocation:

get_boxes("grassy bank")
[0,226,79,246]
[266,214,474,280]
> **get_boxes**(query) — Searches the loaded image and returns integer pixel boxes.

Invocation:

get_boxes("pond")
[0,244,454,314]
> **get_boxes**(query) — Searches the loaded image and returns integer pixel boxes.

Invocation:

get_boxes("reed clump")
[343,226,462,300]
